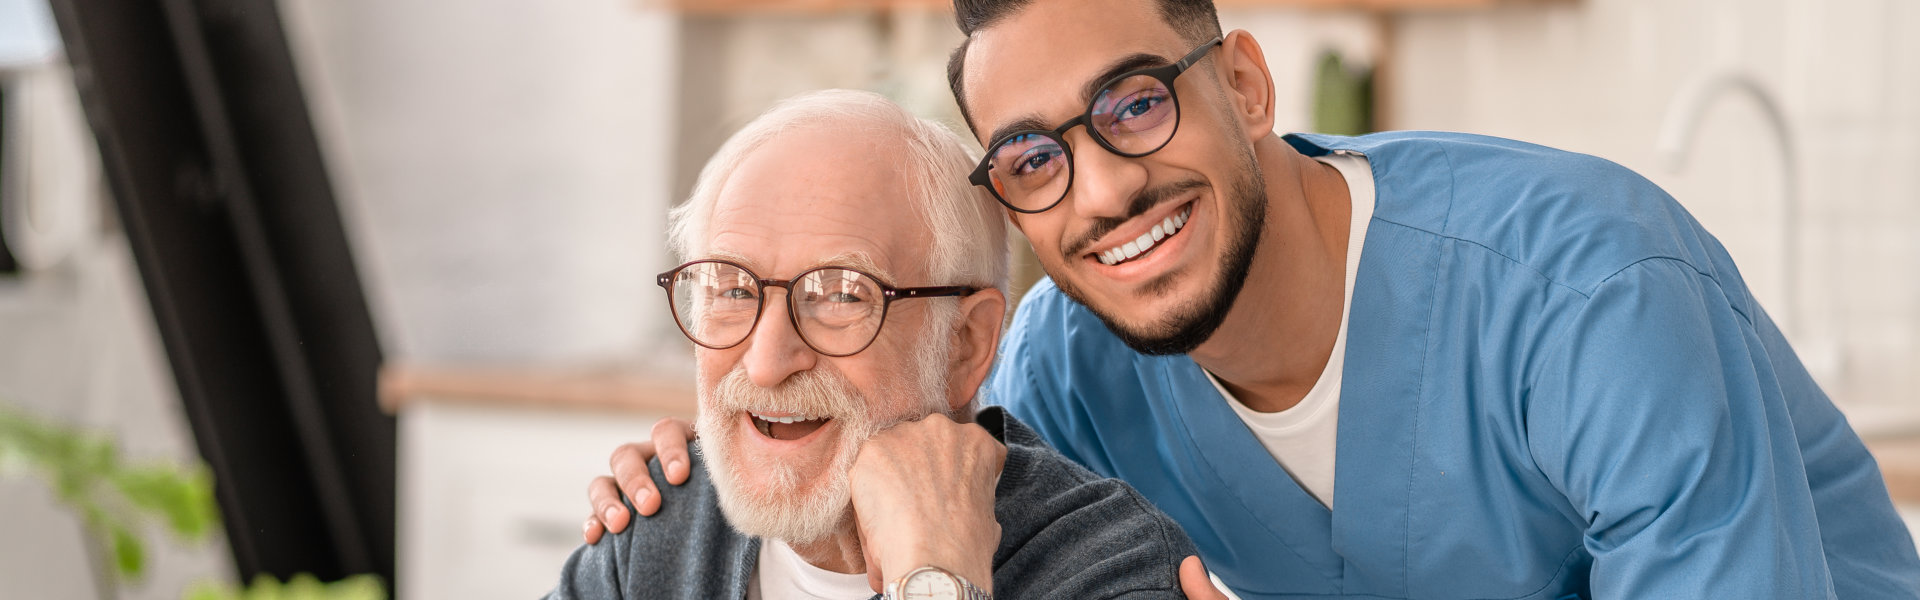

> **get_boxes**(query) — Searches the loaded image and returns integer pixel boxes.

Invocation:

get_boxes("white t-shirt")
[747,539,876,600]
[1207,150,1374,510]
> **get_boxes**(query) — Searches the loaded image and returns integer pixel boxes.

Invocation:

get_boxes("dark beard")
[1053,145,1267,356]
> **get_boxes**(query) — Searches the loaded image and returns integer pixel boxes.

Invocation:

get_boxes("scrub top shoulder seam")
[1368,216,1593,302]
[1588,255,1753,327]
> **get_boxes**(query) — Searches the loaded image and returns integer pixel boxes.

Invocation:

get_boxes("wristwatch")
[883,566,992,600]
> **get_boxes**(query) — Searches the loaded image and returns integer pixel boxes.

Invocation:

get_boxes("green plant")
[0,405,218,589]
[185,573,386,600]
[1312,49,1375,136]
[0,404,384,600]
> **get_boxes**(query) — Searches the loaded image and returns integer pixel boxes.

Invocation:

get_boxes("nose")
[1062,128,1149,220]
[739,290,817,389]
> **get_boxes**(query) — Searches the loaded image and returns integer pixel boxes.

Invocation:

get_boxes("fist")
[849,414,1004,594]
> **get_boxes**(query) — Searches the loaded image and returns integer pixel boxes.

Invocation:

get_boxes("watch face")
[899,568,961,600]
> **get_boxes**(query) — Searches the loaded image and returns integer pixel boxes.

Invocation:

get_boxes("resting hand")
[1179,556,1231,599]
[581,417,697,544]
[849,414,1004,594]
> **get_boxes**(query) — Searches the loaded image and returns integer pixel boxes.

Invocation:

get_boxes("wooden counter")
[379,363,696,418]
[1869,437,1920,505]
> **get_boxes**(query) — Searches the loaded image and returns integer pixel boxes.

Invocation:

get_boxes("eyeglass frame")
[655,259,981,358]
[968,37,1225,215]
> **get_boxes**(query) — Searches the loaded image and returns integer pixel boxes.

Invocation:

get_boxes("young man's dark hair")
[945,0,1222,130]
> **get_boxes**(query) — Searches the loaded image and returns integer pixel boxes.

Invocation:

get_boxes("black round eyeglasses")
[657,259,979,357]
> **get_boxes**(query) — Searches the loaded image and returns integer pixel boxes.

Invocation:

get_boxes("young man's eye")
[1013,146,1062,176]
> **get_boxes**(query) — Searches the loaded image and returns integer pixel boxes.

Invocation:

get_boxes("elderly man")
[545,89,1205,600]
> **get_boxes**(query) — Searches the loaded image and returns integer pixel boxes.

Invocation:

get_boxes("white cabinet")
[387,367,693,600]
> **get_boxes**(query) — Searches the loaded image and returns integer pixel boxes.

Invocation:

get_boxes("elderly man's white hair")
[668,89,1011,294]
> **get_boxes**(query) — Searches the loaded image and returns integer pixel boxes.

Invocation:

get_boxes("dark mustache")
[1062,180,1207,258]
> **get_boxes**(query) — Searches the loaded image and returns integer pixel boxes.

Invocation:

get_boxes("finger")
[1180,556,1228,600]
[651,418,696,485]
[587,475,633,534]
[582,517,605,545]
[611,443,662,518]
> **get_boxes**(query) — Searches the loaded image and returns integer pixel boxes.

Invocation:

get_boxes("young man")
[587,1,1920,597]
[549,89,1204,599]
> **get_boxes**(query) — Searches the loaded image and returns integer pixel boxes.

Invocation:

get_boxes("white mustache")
[706,366,874,430]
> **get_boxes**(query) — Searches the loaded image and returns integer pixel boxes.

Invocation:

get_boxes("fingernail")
[635,488,652,503]
[603,505,621,522]
[668,459,683,473]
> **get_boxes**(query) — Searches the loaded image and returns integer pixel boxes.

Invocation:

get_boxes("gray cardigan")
[545,406,1198,599]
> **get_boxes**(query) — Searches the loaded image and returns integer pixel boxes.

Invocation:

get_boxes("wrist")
[885,565,993,600]
[879,542,992,594]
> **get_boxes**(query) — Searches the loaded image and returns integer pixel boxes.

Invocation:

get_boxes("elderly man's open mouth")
[746,410,833,442]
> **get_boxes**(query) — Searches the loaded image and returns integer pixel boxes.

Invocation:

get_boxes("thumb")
[864,542,885,594]
[856,513,884,594]
[1179,555,1229,600]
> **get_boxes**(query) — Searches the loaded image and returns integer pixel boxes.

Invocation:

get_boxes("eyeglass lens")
[984,73,1181,213]
[667,261,887,356]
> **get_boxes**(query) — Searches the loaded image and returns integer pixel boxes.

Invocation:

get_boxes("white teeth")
[1094,205,1194,267]
[750,412,822,424]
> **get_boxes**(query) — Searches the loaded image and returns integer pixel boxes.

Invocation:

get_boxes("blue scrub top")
[986,132,1920,599]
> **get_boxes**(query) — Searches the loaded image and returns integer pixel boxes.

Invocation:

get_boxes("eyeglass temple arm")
[891,285,980,299]
[1176,37,1225,71]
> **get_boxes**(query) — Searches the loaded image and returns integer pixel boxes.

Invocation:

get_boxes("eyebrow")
[698,249,895,282]
[816,251,893,282]
[984,52,1174,146]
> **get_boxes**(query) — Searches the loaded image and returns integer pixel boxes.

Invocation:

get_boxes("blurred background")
[0,0,1915,598]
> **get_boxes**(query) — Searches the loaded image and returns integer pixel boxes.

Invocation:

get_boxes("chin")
[713,466,852,544]
[701,408,863,544]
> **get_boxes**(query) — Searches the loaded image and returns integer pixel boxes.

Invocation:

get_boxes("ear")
[1216,30,1277,144]
[945,287,1007,414]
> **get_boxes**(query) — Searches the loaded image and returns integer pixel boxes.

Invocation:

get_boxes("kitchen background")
[1,0,1914,597]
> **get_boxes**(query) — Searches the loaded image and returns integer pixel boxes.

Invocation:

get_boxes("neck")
[785,520,867,575]
[1188,134,1352,413]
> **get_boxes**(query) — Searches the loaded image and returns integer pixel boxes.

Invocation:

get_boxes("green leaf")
[110,464,219,538]
[184,579,233,600]
[111,523,146,578]
[331,574,388,600]
[285,573,324,599]
[246,573,280,600]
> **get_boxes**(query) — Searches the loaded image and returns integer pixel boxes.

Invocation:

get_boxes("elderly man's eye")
[826,291,864,303]
[718,287,757,301]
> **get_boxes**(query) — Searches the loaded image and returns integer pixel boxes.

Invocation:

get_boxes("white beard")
[696,321,953,545]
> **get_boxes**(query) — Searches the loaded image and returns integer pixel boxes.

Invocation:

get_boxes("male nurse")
[587,0,1920,597]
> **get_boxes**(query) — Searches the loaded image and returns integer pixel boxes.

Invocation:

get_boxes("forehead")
[706,124,928,280]
[962,0,1190,140]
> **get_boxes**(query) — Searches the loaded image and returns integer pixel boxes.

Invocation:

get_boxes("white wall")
[280,0,683,366]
